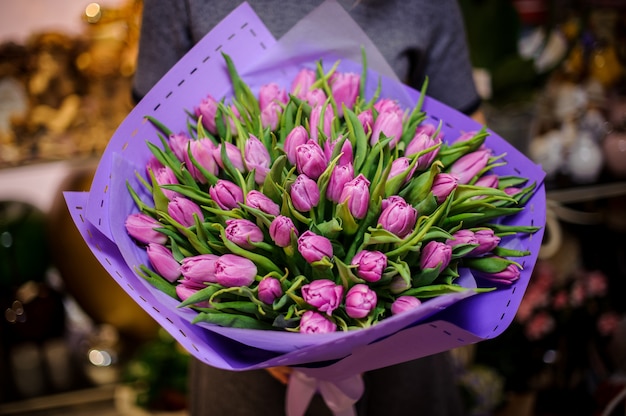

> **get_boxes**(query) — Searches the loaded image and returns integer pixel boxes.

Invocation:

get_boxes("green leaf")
[193,310,273,330]
[136,265,177,299]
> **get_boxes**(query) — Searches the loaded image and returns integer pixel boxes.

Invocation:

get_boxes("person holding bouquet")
[132,1,484,414]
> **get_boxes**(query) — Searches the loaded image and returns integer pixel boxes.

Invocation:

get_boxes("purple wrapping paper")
[65,1,546,378]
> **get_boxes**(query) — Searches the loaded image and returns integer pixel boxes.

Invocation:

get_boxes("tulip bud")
[258,82,288,110]
[405,125,442,170]
[391,296,422,315]
[326,163,354,203]
[449,149,491,185]
[146,155,164,174]
[371,110,403,148]
[330,71,360,116]
[261,100,282,131]
[390,274,411,294]
[246,190,280,216]
[180,253,220,286]
[474,174,499,189]
[195,94,220,134]
[431,173,458,204]
[453,130,480,145]
[284,126,309,165]
[351,250,387,282]
[290,174,320,212]
[301,279,343,315]
[258,277,282,305]
[296,141,327,180]
[446,229,478,248]
[309,105,334,141]
[373,98,402,114]
[153,166,181,200]
[185,139,218,183]
[214,254,257,287]
[339,174,370,219]
[125,213,167,245]
[297,230,333,263]
[504,187,521,196]
[147,243,180,282]
[475,263,521,285]
[420,241,452,271]
[377,196,417,238]
[269,215,299,247]
[472,229,501,255]
[381,195,405,212]
[388,157,416,182]
[175,284,210,308]
[300,310,337,334]
[167,196,203,227]
[324,136,353,166]
[225,219,264,249]
[169,133,191,162]
[357,109,373,135]
[305,88,327,108]
[244,135,271,184]
[209,180,244,210]
[290,68,317,98]
[345,284,377,319]
[214,142,245,171]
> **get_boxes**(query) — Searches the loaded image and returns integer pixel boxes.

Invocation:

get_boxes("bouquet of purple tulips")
[123,52,539,335]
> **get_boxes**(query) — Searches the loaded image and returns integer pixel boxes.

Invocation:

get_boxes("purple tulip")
[339,174,370,219]
[153,166,181,200]
[389,275,411,294]
[209,180,244,210]
[125,213,167,245]
[329,71,360,116]
[323,136,353,166]
[297,230,333,263]
[305,88,327,108]
[300,310,337,334]
[290,68,316,98]
[475,263,521,285]
[175,284,210,308]
[185,139,218,183]
[449,149,491,185]
[453,130,479,144]
[244,135,271,184]
[371,109,403,148]
[258,82,288,110]
[214,142,245,172]
[405,124,442,170]
[146,243,180,282]
[351,250,387,283]
[296,140,327,180]
[180,253,220,286]
[167,197,203,227]
[381,195,405,212]
[269,215,299,247]
[246,190,280,216]
[391,296,422,315]
[474,174,499,189]
[373,98,402,114]
[446,229,478,249]
[431,173,458,204]
[168,133,191,162]
[261,100,282,131]
[214,254,257,287]
[309,105,334,141]
[345,284,377,319]
[420,241,452,271]
[225,219,264,249]
[258,277,282,305]
[377,196,417,238]
[284,126,309,165]
[195,94,220,134]
[388,157,416,183]
[357,109,373,135]
[472,229,501,255]
[504,187,521,196]
[290,174,320,212]
[326,163,354,203]
[301,279,343,315]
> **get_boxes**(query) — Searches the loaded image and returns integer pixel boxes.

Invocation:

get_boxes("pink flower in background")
[180,254,220,286]
[284,126,309,165]
[209,180,244,210]
[244,135,271,184]
[246,190,280,216]
[290,174,320,212]
[269,215,299,248]
[297,231,333,263]
[167,197,203,227]
[258,277,283,305]
[345,284,377,318]
[147,243,180,282]
[301,279,343,315]
[290,68,316,98]
[300,311,337,334]
[225,219,264,249]
[351,250,387,283]
[329,71,360,116]
[295,141,327,180]
[326,163,354,203]
[339,174,370,219]
[125,213,167,245]
[391,296,422,315]
[215,254,257,287]
[214,142,245,171]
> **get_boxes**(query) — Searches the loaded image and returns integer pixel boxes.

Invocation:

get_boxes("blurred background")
[0,0,625,415]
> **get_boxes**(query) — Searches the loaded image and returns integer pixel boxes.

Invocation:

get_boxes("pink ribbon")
[285,370,364,416]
